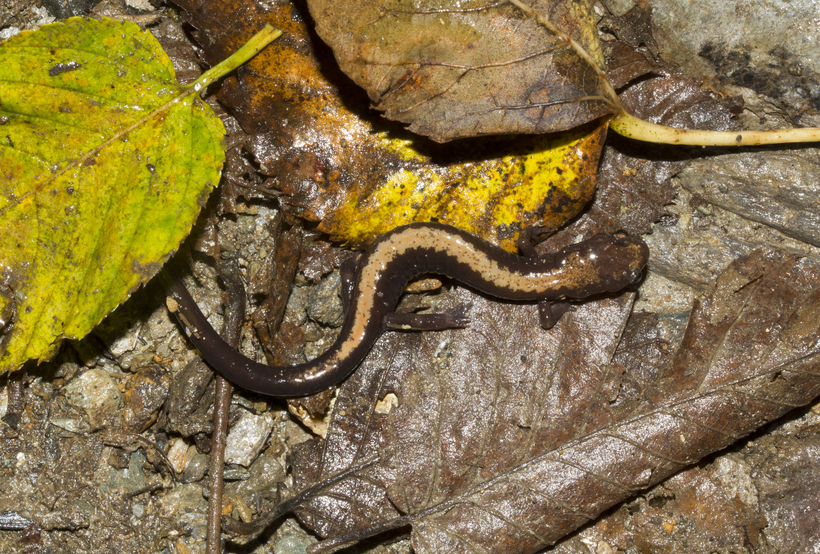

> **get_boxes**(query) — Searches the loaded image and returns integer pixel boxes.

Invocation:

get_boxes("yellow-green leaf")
[0,17,228,373]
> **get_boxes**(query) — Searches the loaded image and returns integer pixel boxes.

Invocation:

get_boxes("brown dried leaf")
[291,249,820,554]
[307,0,617,142]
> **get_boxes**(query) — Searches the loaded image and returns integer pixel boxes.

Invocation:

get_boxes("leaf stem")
[510,0,820,147]
[610,110,820,146]
[191,25,282,91]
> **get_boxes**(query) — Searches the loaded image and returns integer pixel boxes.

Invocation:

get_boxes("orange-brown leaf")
[175,0,609,250]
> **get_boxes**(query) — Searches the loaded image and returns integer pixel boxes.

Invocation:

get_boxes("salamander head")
[556,231,649,297]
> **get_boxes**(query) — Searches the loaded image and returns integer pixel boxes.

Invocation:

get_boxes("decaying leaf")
[307,0,616,143]
[289,248,820,553]
[317,125,606,248]
[566,51,739,242]
[308,0,820,147]
[175,0,609,250]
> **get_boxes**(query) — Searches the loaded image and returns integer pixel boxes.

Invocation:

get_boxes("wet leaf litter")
[173,0,610,252]
[2,1,820,554]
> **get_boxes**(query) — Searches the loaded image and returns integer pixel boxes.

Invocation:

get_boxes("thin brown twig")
[205,262,246,554]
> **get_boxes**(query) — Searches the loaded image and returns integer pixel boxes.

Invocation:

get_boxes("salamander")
[165,222,649,397]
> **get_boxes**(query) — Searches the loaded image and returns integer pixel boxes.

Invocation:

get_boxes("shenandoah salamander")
[166,222,649,397]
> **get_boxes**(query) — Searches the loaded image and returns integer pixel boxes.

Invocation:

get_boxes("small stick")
[205,263,246,554]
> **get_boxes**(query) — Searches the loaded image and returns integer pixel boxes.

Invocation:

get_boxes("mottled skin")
[166,222,649,397]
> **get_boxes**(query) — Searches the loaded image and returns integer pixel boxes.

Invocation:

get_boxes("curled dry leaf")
[289,248,820,554]
[307,0,616,142]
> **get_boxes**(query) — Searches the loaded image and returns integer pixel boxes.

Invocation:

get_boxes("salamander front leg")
[519,225,573,329]
[516,224,554,259]
[538,301,572,330]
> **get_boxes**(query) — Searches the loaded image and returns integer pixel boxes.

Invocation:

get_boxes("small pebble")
[166,438,189,475]
[224,410,275,467]
[64,369,121,430]
[182,452,209,483]
[122,364,170,433]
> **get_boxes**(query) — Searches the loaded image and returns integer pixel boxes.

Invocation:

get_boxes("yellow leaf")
[320,123,605,251]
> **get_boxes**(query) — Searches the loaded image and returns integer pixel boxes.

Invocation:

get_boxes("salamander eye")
[613,230,630,246]
[626,268,643,284]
